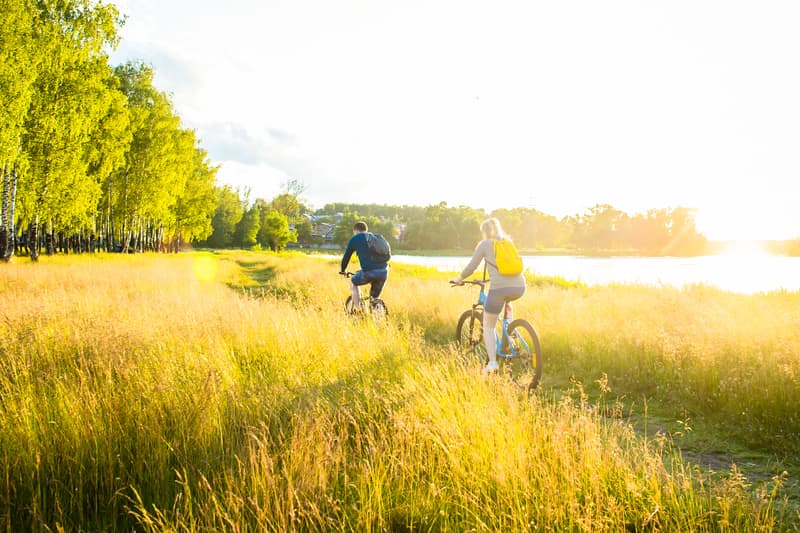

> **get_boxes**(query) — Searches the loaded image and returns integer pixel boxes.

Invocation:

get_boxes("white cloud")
[214,160,286,203]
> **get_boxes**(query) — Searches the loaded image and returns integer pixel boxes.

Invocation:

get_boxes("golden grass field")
[0,251,798,531]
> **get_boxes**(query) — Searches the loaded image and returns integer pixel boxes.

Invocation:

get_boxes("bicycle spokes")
[510,330,530,357]
[504,320,542,390]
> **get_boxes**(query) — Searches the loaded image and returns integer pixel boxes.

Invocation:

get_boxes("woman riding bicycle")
[450,218,526,374]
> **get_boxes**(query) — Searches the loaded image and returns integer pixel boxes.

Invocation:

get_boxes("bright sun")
[695,206,797,243]
[718,240,769,257]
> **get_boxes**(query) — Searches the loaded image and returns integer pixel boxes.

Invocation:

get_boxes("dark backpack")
[366,232,391,263]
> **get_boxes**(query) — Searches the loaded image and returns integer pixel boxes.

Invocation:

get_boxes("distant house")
[392,222,406,241]
[304,214,336,242]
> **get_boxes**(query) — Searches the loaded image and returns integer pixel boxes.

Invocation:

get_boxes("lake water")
[389,253,800,294]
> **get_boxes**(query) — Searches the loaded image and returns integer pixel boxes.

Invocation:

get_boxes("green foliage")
[270,192,305,222]
[491,207,567,249]
[18,2,122,232]
[402,202,484,250]
[87,72,131,187]
[332,211,395,246]
[563,205,708,255]
[294,217,313,244]
[394,202,708,255]
[114,63,185,223]
[0,2,217,258]
[206,186,243,248]
[171,148,218,244]
[317,202,426,221]
[234,204,260,248]
[0,0,40,167]
[210,193,712,257]
[258,209,295,251]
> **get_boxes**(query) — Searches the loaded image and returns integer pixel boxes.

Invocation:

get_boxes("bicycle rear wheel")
[504,319,542,390]
[370,298,389,322]
[455,309,486,363]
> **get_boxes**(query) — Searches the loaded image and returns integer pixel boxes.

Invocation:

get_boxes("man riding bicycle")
[339,221,389,310]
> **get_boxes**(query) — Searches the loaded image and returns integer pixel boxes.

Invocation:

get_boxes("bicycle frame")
[467,280,531,361]
[341,271,387,317]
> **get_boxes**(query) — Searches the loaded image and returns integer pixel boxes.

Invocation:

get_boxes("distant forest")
[316,201,709,255]
[204,191,746,256]
[201,187,800,256]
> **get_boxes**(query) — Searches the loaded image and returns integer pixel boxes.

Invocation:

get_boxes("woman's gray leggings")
[484,285,526,314]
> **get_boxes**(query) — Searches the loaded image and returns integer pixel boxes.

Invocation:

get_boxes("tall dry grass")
[0,251,794,531]
[525,282,800,455]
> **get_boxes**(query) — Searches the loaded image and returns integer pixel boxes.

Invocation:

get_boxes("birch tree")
[17,0,120,259]
[0,0,40,260]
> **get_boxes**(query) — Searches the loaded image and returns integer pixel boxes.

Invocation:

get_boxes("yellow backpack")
[493,238,524,276]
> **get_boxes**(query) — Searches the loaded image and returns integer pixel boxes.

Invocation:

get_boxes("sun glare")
[695,206,796,243]
[193,255,219,282]
[718,240,768,258]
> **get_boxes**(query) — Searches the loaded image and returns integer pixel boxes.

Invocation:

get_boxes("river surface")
[388,253,800,294]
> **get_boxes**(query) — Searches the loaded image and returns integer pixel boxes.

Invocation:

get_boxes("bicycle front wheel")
[455,309,486,363]
[344,295,362,315]
[505,319,542,390]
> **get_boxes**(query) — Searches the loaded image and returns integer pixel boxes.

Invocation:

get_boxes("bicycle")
[341,272,389,320]
[452,279,542,390]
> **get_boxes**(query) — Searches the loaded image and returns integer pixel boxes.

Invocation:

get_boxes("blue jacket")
[341,232,388,272]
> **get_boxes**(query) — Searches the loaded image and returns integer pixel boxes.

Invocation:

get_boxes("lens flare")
[193,255,219,282]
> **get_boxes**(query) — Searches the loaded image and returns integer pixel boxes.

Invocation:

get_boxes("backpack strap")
[485,238,498,271]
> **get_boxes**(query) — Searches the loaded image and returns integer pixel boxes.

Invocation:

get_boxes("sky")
[109,0,800,240]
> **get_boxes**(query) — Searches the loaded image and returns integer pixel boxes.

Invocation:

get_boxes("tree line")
[1,0,218,261]
[208,191,710,256]
[202,184,305,252]
[313,201,709,255]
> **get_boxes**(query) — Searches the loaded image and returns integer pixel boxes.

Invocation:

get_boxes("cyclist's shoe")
[482,360,499,374]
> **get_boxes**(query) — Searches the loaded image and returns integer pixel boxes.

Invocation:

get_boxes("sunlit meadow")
[0,252,797,531]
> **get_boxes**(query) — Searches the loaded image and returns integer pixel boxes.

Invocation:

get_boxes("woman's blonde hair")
[480,217,507,240]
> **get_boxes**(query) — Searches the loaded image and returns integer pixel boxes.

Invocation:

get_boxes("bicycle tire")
[345,295,389,322]
[505,319,542,390]
[344,295,362,315]
[370,298,389,322]
[455,309,486,363]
